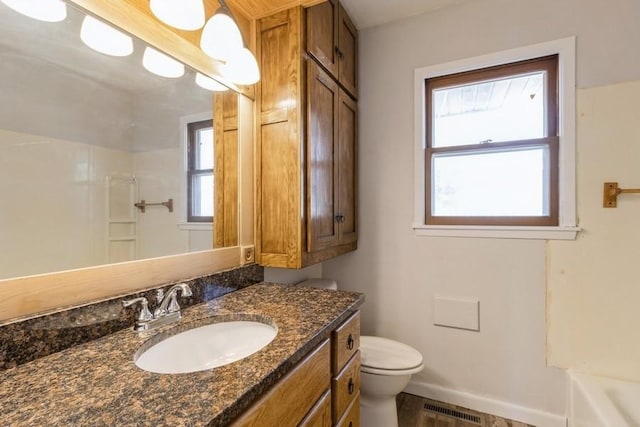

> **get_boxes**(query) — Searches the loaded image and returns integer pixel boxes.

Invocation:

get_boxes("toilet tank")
[297,278,338,290]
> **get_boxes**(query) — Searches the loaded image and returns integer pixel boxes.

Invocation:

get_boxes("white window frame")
[413,37,579,240]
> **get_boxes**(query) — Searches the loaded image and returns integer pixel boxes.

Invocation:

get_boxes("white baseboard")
[405,379,567,427]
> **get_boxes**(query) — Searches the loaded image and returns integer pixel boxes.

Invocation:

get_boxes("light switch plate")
[433,296,480,331]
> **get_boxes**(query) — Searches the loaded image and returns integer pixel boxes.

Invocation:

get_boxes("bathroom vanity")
[0,284,363,426]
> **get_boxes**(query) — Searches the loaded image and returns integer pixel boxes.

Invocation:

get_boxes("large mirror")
[0,1,239,281]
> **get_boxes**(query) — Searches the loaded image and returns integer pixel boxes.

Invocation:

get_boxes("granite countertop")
[0,283,364,426]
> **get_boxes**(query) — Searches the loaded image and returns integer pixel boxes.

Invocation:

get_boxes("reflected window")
[187,119,214,222]
[425,55,559,226]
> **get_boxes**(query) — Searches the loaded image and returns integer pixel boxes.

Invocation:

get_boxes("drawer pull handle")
[348,378,355,394]
[347,334,354,350]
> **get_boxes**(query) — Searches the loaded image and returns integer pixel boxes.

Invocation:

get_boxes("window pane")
[196,127,213,169]
[191,173,213,217]
[432,147,549,217]
[432,72,545,148]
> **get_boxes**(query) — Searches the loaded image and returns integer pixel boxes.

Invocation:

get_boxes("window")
[426,55,558,226]
[187,119,213,223]
[414,38,578,239]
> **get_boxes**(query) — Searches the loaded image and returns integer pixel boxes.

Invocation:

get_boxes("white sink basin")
[134,320,278,374]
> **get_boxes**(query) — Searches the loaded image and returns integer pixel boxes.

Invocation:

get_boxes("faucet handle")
[166,283,192,313]
[123,297,153,322]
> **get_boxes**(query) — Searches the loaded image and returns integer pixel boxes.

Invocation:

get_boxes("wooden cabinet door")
[256,7,304,268]
[306,0,339,78]
[338,3,358,99]
[338,89,357,245]
[231,340,330,426]
[214,91,239,248]
[307,60,340,253]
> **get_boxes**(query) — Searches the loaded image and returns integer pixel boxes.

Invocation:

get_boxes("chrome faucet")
[122,283,192,332]
[155,283,193,317]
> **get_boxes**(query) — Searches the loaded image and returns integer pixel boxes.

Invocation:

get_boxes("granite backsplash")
[0,264,263,370]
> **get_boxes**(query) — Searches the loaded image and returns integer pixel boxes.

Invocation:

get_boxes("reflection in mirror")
[0,1,239,281]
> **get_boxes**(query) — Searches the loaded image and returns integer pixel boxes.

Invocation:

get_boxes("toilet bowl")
[360,335,423,427]
[297,279,424,427]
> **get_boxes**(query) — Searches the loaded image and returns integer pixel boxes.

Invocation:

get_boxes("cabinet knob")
[348,378,355,394]
[334,45,344,60]
[347,334,354,350]
[335,214,346,223]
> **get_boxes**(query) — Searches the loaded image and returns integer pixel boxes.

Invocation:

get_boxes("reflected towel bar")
[134,199,173,213]
[603,183,640,208]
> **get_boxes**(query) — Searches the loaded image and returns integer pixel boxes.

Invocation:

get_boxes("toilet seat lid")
[360,336,423,371]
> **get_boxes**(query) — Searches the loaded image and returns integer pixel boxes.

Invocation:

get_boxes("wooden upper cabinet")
[306,0,339,78]
[338,4,358,99]
[307,61,340,253]
[256,5,357,269]
[306,61,358,253]
[338,90,357,245]
[306,0,358,99]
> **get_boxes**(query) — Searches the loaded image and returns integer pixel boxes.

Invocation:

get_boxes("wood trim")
[228,0,326,20]
[0,247,240,324]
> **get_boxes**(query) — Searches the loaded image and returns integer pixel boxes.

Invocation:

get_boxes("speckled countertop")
[0,283,364,426]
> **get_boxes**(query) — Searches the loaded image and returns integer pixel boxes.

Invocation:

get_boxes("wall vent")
[423,403,482,425]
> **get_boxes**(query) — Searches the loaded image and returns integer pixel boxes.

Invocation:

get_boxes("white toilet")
[297,279,424,427]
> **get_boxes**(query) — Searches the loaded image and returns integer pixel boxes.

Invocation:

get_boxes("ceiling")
[341,0,473,29]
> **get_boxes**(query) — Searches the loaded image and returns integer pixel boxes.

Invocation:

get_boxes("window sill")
[412,224,580,240]
[177,222,213,231]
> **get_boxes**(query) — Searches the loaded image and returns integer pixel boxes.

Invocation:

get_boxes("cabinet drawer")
[299,389,331,427]
[231,339,330,426]
[335,392,360,427]
[332,311,360,373]
[331,351,360,424]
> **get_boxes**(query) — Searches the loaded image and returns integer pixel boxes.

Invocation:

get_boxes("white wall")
[0,51,216,277]
[132,80,213,257]
[0,53,134,150]
[0,129,132,279]
[548,81,640,382]
[323,0,640,422]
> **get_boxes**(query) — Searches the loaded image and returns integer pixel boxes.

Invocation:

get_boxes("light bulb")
[195,73,228,92]
[222,47,260,85]
[80,16,133,57]
[1,0,66,22]
[150,0,205,31]
[143,47,184,78]
[200,11,243,61]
